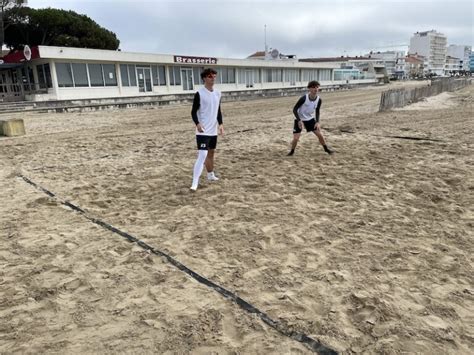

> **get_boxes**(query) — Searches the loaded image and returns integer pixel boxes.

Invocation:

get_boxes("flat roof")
[36,46,339,69]
[299,56,378,63]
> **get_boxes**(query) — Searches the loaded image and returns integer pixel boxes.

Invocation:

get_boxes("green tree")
[3,7,120,50]
[0,0,26,47]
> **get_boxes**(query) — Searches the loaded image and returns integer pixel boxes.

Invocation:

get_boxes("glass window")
[221,68,228,83]
[228,68,235,83]
[56,63,74,88]
[72,63,89,87]
[88,64,104,86]
[276,69,282,82]
[216,68,235,84]
[56,63,74,87]
[44,64,52,88]
[255,68,261,83]
[238,69,245,84]
[219,68,224,84]
[120,64,129,86]
[129,65,137,86]
[158,66,166,85]
[169,67,175,85]
[302,69,311,81]
[144,68,152,91]
[37,65,45,88]
[152,65,159,86]
[213,68,221,84]
[37,64,52,89]
[193,67,202,85]
[171,66,181,85]
[103,64,117,86]
[265,69,272,82]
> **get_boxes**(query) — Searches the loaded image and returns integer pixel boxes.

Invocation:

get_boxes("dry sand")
[394,92,457,111]
[1,83,473,354]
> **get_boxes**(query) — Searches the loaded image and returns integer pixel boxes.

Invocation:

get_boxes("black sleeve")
[315,98,322,123]
[293,95,306,121]
[191,92,200,125]
[217,101,223,125]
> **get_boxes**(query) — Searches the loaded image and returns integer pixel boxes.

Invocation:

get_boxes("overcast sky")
[29,0,473,58]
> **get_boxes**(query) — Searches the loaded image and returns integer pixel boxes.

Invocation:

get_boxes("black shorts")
[196,135,217,150]
[293,119,317,134]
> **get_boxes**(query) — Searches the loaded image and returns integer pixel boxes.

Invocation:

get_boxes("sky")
[28,0,473,58]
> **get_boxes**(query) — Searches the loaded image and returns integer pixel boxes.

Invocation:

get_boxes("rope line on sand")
[380,135,444,142]
[19,174,337,355]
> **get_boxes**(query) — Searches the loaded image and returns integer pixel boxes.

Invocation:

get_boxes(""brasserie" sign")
[174,55,218,64]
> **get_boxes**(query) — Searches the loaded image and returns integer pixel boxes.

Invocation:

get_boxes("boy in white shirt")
[190,68,224,191]
[288,80,333,156]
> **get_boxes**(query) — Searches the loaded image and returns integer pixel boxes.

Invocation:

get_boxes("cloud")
[28,0,474,57]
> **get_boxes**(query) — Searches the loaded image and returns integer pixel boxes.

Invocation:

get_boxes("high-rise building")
[409,30,447,76]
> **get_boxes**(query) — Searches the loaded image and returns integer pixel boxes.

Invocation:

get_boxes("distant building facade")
[447,45,471,71]
[409,30,447,76]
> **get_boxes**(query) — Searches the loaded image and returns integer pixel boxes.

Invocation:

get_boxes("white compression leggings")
[192,150,208,188]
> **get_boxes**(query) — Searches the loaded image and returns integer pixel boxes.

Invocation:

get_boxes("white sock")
[191,150,208,189]
[207,171,215,178]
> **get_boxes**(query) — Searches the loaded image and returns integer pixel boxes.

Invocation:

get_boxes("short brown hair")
[307,80,320,88]
[201,68,217,80]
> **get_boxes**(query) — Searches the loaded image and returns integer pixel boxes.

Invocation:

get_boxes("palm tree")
[0,0,27,49]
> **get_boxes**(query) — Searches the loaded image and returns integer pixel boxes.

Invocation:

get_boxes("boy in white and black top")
[288,80,333,156]
[190,68,224,191]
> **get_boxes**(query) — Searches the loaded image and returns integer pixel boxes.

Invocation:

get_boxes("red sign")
[2,46,40,63]
[174,55,217,64]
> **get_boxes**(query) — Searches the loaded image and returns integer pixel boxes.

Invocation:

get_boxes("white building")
[366,51,405,78]
[0,45,378,102]
[447,45,471,71]
[409,30,447,76]
[300,56,384,82]
[445,56,463,75]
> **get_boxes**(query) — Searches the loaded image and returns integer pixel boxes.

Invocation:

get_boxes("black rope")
[19,174,337,355]
[381,135,444,142]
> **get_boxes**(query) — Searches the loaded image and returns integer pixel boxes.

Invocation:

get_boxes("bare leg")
[205,149,215,172]
[288,133,301,155]
[313,129,333,154]
[313,129,326,145]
